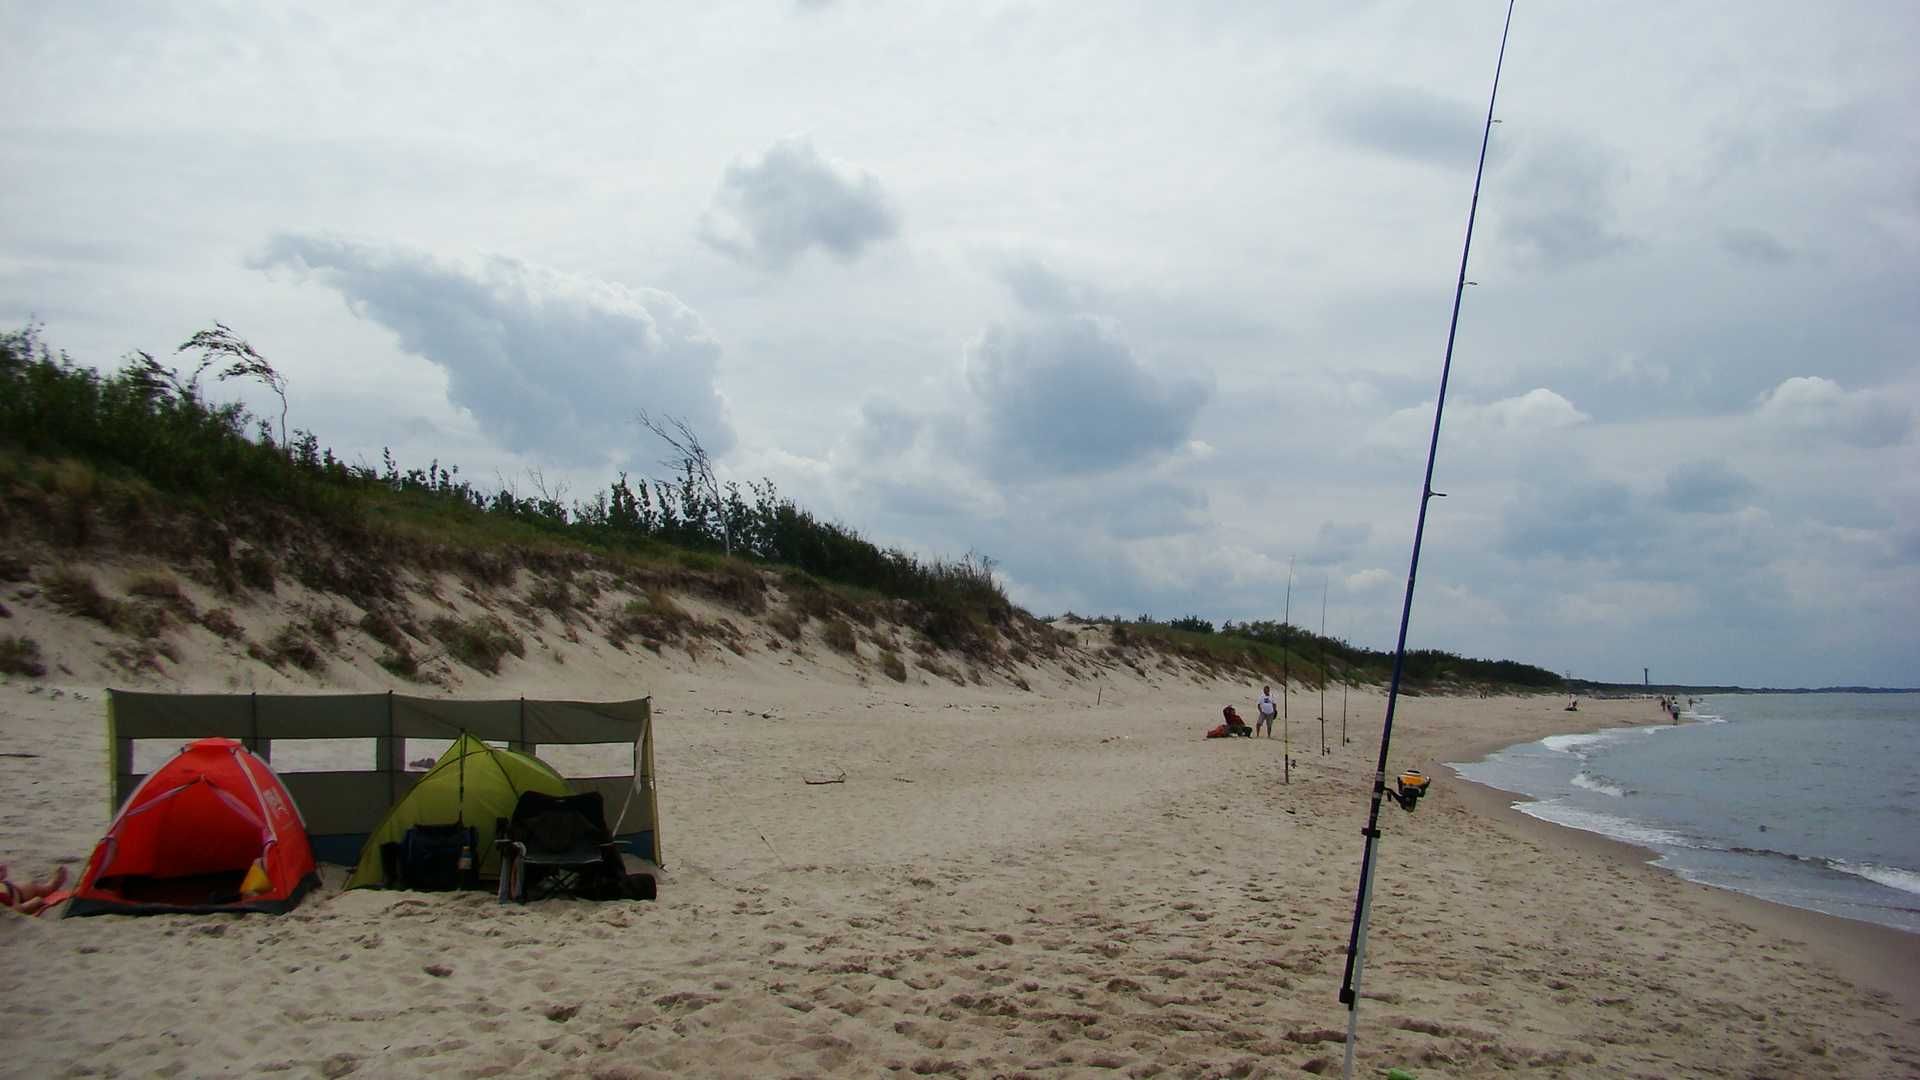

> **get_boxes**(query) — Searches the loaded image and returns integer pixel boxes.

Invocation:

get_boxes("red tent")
[66,738,319,916]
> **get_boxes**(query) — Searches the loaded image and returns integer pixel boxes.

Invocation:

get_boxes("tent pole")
[384,691,396,811]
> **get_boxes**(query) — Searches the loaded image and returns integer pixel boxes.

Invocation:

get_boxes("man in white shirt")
[1257,686,1278,738]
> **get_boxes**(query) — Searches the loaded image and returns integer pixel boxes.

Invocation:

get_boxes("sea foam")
[1569,772,1628,798]
[1830,860,1920,898]
[1516,798,1704,850]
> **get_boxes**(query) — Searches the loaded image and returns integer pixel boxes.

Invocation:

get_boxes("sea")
[1449,692,1920,934]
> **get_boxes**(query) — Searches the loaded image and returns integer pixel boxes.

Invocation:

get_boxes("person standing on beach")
[1257,685,1277,738]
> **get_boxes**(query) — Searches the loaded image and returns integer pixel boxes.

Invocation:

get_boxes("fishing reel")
[1385,770,1430,812]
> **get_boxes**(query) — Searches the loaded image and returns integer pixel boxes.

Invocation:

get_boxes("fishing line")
[1335,2,1518,1077]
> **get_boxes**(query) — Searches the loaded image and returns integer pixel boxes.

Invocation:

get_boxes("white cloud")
[1476,388,1591,433]
[1755,376,1912,449]
[1369,388,1588,452]
[255,235,730,467]
[1345,568,1396,594]
[1495,135,1633,270]
[963,315,1210,476]
[1319,82,1484,169]
[700,136,900,270]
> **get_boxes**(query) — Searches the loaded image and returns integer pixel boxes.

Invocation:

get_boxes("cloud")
[849,399,926,458]
[963,315,1209,475]
[1499,478,1660,563]
[1662,459,1754,512]
[1476,388,1590,433]
[1719,227,1795,266]
[994,255,1100,314]
[1345,568,1396,594]
[1321,84,1483,169]
[700,136,899,269]
[1369,387,1588,452]
[1071,482,1210,541]
[1306,520,1371,565]
[1503,208,1631,269]
[256,234,730,466]
[1755,376,1912,449]
[1499,137,1632,270]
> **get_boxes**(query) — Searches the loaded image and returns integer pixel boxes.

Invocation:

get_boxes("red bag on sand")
[1205,723,1231,739]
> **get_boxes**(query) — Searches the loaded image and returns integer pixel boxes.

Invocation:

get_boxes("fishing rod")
[1282,555,1294,782]
[1319,580,1328,756]
[1336,3,1517,1078]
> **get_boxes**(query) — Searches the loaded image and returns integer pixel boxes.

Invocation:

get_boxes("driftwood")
[803,768,847,785]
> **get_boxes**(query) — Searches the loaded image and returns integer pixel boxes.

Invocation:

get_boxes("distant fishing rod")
[1318,580,1328,756]
[1336,3,1517,1078]
[1282,555,1294,782]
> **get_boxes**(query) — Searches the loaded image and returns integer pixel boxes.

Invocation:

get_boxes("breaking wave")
[1830,860,1920,898]
[1569,772,1629,798]
[1515,799,1705,850]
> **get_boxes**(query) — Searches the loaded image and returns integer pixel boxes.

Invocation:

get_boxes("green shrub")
[529,577,575,619]
[43,568,119,625]
[921,597,992,656]
[918,655,965,686]
[118,602,172,641]
[126,572,186,602]
[790,584,838,623]
[377,644,421,679]
[880,649,907,682]
[822,617,858,655]
[767,610,804,641]
[672,558,767,615]
[609,591,691,651]
[358,609,407,650]
[429,615,524,674]
[0,635,47,677]
[128,574,198,623]
[236,549,277,592]
[304,605,350,647]
[200,607,244,640]
[257,624,322,671]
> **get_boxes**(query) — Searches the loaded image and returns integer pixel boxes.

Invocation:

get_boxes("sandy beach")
[3,628,1918,1078]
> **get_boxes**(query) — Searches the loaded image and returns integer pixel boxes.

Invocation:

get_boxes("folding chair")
[495,791,627,903]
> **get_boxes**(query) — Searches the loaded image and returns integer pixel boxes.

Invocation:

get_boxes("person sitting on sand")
[0,863,68,915]
[1221,705,1250,736]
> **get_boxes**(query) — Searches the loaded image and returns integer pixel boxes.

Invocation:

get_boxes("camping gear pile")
[346,733,572,891]
[59,720,658,918]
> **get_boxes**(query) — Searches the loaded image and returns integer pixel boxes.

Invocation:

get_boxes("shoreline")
[1438,723,1920,1021]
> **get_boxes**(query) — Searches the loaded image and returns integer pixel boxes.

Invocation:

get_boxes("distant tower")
[1644,667,1649,687]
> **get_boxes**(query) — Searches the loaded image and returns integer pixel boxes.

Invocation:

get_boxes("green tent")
[346,733,572,888]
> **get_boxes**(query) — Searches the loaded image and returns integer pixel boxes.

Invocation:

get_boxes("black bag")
[397,824,478,891]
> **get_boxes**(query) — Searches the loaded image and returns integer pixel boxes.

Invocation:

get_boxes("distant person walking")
[1257,685,1278,738]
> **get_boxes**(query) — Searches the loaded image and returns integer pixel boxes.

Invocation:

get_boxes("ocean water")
[1449,693,1920,934]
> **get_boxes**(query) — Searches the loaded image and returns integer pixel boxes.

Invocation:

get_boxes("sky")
[4,2,1917,689]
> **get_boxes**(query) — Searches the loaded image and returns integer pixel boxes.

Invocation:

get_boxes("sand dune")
[2,612,1917,1077]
